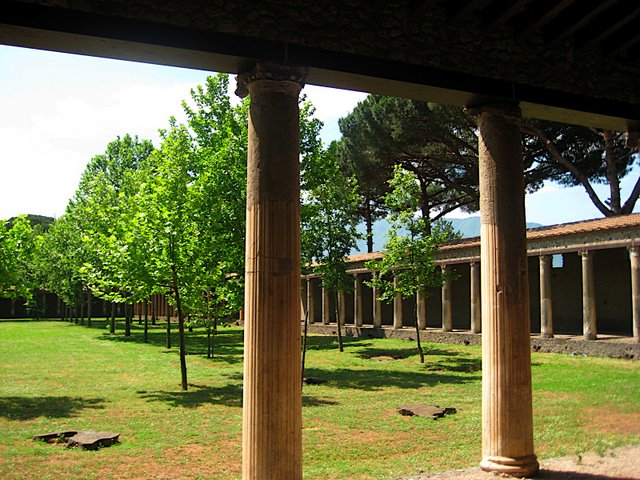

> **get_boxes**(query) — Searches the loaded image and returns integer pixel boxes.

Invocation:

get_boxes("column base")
[481,454,539,477]
[584,333,597,341]
[540,333,554,339]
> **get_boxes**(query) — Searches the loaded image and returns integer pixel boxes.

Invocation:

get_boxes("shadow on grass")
[303,366,479,391]
[0,396,106,420]
[304,335,373,351]
[424,356,482,373]
[538,471,629,479]
[137,382,243,408]
[97,323,245,364]
[137,382,340,409]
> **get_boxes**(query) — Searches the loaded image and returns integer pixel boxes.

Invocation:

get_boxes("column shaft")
[442,266,453,332]
[580,251,597,340]
[338,291,347,327]
[473,104,538,477]
[470,261,481,333]
[322,287,330,325]
[417,291,427,330]
[354,274,363,327]
[373,285,383,328]
[539,255,554,338]
[393,276,403,329]
[307,278,316,324]
[239,66,305,480]
[631,248,640,343]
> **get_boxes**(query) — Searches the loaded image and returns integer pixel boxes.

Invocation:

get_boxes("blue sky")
[0,45,637,226]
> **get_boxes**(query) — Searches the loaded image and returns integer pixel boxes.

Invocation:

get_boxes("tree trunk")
[110,302,116,334]
[301,305,310,386]
[80,301,85,326]
[414,300,425,363]
[207,324,212,359]
[87,291,92,327]
[603,130,622,214]
[188,315,193,333]
[365,198,374,253]
[151,296,157,325]
[335,290,344,352]
[124,304,131,336]
[172,265,188,391]
[166,296,172,349]
[143,309,149,343]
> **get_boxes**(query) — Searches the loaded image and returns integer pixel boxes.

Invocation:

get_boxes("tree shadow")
[0,396,106,420]
[424,356,482,373]
[136,381,341,409]
[537,470,631,479]
[98,326,245,364]
[302,395,340,407]
[137,382,243,408]
[303,367,479,391]
[305,335,373,351]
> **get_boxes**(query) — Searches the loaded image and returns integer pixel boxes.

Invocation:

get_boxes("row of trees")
[339,96,640,251]
[2,77,637,378]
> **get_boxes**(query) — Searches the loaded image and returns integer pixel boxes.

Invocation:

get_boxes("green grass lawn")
[0,319,638,479]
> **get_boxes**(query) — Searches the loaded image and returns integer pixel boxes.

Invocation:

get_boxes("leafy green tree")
[302,141,361,352]
[521,122,640,216]
[366,166,459,363]
[0,216,40,311]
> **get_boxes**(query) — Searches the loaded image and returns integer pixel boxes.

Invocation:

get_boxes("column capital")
[464,101,521,120]
[236,62,308,98]
[578,250,592,258]
[629,246,640,256]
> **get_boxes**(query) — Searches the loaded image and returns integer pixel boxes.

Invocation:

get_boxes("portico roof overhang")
[1,0,638,132]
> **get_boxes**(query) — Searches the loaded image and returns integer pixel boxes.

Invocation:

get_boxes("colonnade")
[303,246,640,343]
[233,62,637,479]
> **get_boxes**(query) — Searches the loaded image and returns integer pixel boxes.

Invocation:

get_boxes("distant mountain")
[353,216,543,253]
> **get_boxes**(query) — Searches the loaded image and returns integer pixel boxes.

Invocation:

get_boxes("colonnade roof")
[343,213,640,269]
[1,0,639,131]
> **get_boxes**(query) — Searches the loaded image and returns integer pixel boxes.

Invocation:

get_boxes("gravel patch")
[395,445,640,480]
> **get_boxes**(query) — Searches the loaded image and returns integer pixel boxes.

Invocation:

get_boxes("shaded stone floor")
[306,324,640,359]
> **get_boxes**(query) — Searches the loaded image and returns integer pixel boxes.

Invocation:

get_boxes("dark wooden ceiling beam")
[546,0,618,45]
[577,6,640,51]
[610,30,640,56]
[517,0,577,37]
[447,0,495,23]
[486,0,532,28]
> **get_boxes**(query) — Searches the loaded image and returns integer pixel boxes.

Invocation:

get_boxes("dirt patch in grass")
[582,406,640,436]
[396,445,640,479]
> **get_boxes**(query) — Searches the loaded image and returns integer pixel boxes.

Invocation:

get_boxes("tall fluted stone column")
[373,284,383,328]
[237,63,306,480]
[467,103,538,477]
[322,287,330,325]
[354,274,363,327]
[307,278,316,324]
[338,291,347,327]
[539,255,554,338]
[630,247,640,343]
[417,291,427,330]
[393,276,403,329]
[441,266,453,332]
[470,261,481,333]
[580,250,597,340]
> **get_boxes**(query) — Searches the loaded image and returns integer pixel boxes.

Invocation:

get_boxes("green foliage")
[301,141,361,293]
[0,216,40,302]
[366,166,460,303]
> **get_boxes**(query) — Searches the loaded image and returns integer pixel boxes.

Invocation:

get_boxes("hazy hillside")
[354,216,543,253]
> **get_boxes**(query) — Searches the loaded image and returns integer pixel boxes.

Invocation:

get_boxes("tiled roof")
[348,213,640,262]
